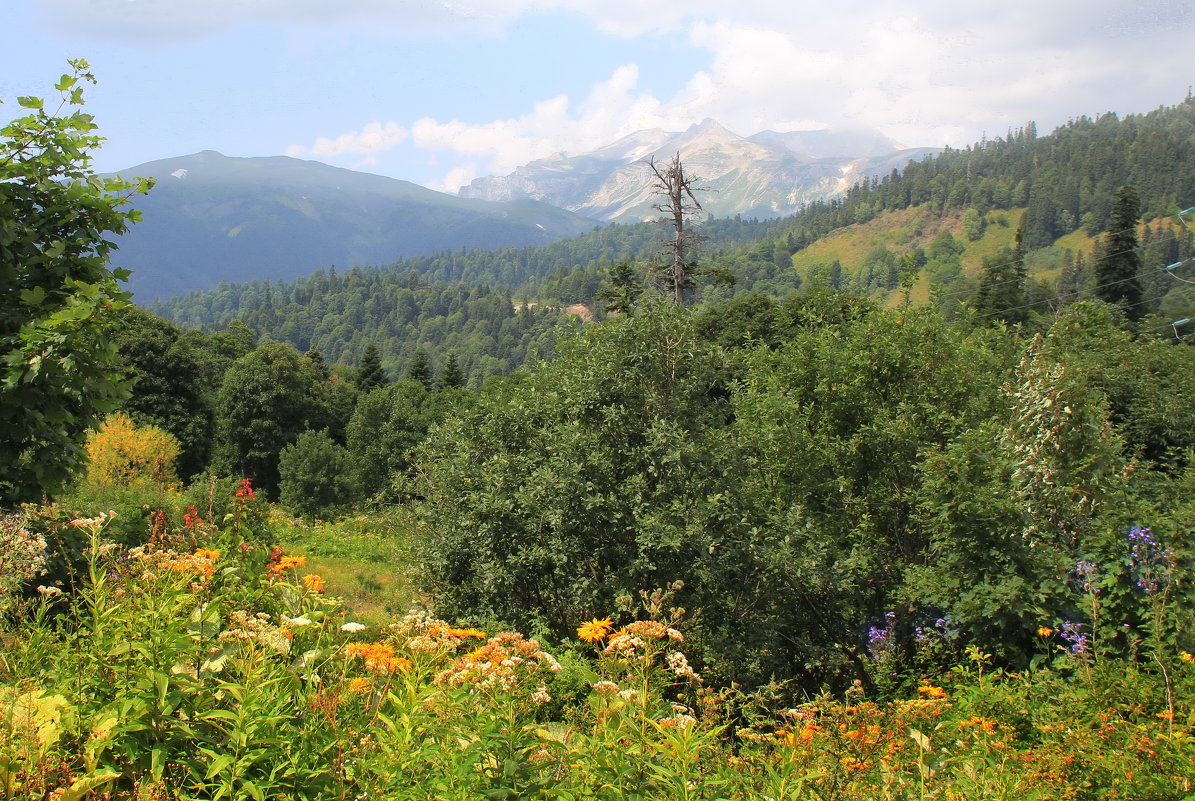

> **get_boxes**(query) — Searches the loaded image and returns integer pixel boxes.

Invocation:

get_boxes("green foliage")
[0,62,153,505]
[212,341,315,498]
[412,301,728,637]
[109,306,215,480]
[278,429,354,521]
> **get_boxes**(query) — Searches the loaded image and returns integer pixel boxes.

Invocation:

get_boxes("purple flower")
[1128,527,1173,594]
[1060,621,1088,656]
[1073,560,1099,594]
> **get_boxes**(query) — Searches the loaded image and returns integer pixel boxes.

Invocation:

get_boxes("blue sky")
[4,0,1193,192]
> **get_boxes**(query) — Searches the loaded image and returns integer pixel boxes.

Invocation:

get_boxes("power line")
[976,257,1194,320]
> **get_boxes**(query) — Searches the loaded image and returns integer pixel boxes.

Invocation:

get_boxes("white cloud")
[287,121,408,158]
[77,0,1190,189]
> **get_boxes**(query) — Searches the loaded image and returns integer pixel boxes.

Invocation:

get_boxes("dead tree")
[648,154,705,304]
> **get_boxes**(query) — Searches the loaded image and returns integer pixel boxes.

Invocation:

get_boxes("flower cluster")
[435,632,561,695]
[218,610,291,653]
[866,612,897,659]
[346,642,412,673]
[125,545,218,582]
[266,550,306,578]
[1073,560,1099,594]
[235,478,255,501]
[385,610,487,655]
[1060,621,1088,656]
[1127,527,1172,594]
[0,513,47,599]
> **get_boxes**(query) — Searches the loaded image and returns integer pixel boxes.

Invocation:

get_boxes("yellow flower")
[1181,651,1194,663]
[917,685,947,699]
[577,617,614,642]
[347,677,372,694]
[193,548,220,561]
[1037,626,1054,637]
[302,574,325,593]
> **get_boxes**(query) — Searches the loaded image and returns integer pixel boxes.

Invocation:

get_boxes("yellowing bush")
[84,413,180,489]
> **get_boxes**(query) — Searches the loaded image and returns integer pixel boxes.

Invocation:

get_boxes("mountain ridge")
[105,151,598,301]
[459,120,939,221]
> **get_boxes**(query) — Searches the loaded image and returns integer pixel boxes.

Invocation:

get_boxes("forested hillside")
[153,96,1195,375]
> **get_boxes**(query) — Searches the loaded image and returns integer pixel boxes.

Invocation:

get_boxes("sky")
[3,0,1193,193]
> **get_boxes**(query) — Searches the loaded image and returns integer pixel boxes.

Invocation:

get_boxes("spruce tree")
[974,228,1027,325]
[595,262,642,315]
[1095,185,1144,319]
[438,351,465,390]
[406,349,434,388]
[358,344,388,392]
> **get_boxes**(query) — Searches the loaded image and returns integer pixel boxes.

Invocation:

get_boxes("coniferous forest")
[4,67,1195,799]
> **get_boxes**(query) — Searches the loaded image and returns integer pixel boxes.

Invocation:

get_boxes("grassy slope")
[787,206,1099,306]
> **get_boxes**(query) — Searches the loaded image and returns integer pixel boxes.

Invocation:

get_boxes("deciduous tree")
[0,62,152,504]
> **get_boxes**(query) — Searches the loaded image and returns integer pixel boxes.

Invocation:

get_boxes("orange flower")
[346,642,411,673]
[917,685,947,699]
[447,627,486,639]
[577,617,614,642]
[302,574,325,593]
[1037,626,1054,637]
[193,548,220,561]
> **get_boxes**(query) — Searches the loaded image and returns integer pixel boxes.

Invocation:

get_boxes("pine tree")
[438,351,465,389]
[594,262,642,315]
[358,344,388,392]
[974,229,1027,324]
[1095,185,1144,319]
[304,346,330,381]
[406,349,434,388]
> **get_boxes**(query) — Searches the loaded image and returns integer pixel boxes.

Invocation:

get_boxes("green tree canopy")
[0,62,152,505]
[212,341,314,498]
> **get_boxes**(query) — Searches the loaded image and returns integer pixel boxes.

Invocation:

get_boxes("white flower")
[36,585,63,596]
[341,622,366,632]
[284,616,313,627]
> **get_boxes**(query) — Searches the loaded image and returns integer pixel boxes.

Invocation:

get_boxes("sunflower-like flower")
[577,617,614,642]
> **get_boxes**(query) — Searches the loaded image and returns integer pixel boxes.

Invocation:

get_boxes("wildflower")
[624,620,669,639]
[235,478,255,500]
[346,642,411,673]
[617,688,639,702]
[347,677,372,694]
[593,680,620,694]
[283,615,313,627]
[447,627,486,639]
[341,622,366,633]
[1074,559,1099,593]
[577,617,614,642]
[1060,621,1088,655]
[531,685,552,704]
[917,685,947,699]
[302,574,325,593]
[1181,651,1194,663]
[1037,626,1054,637]
[1128,527,1173,594]
[37,585,63,596]
[193,548,220,561]
[665,650,702,682]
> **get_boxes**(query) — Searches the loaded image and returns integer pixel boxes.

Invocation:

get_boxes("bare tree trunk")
[648,154,703,304]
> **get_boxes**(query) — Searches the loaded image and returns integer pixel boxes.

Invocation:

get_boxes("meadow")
[2,482,1191,800]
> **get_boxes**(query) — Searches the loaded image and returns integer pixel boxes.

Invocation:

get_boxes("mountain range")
[459,120,939,221]
[106,151,596,301]
[108,124,936,300]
